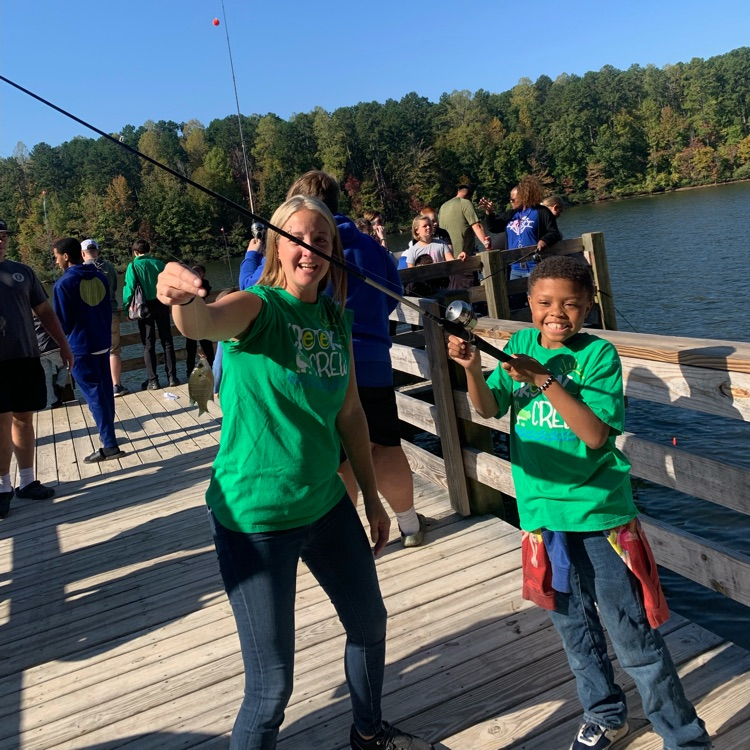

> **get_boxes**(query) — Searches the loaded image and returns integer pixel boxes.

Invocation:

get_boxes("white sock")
[0,473,12,493]
[396,507,420,535]
[19,468,35,489]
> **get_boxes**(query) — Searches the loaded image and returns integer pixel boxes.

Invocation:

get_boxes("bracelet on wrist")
[539,374,554,392]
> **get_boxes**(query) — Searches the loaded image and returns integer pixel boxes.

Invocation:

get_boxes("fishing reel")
[250,222,266,242]
[445,300,478,331]
[443,299,512,363]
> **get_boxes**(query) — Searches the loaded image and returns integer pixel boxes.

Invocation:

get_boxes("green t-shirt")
[486,327,637,532]
[439,196,480,256]
[206,286,353,532]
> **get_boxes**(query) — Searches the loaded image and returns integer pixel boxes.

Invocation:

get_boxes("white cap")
[81,238,99,252]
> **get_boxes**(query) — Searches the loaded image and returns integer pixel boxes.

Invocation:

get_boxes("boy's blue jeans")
[548,531,711,750]
[208,497,387,750]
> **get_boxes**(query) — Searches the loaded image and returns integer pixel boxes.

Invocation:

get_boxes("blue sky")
[2,1,749,157]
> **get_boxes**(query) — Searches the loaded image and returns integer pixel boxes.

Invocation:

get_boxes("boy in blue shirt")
[447,256,710,750]
[52,238,125,464]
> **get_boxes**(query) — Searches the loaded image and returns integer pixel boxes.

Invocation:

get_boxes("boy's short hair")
[52,237,83,264]
[132,238,150,255]
[542,194,564,209]
[528,256,595,298]
[216,287,239,301]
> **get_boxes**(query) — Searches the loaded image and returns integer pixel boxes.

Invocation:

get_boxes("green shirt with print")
[207,286,353,533]
[486,327,637,532]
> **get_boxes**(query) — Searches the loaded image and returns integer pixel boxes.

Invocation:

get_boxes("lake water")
[125,183,750,646]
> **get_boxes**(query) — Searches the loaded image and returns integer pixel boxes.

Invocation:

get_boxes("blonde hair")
[257,196,347,308]
[411,214,432,242]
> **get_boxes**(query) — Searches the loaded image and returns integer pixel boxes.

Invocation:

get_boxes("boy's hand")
[502,354,550,386]
[447,334,480,371]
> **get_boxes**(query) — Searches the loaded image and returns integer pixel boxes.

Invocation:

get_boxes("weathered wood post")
[479,249,511,320]
[421,296,506,517]
[582,232,618,331]
[420,297,471,515]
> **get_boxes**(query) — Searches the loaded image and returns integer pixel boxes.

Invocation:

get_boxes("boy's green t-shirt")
[206,287,353,532]
[486,327,637,532]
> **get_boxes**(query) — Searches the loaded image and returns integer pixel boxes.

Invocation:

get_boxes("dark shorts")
[0,357,47,413]
[340,385,401,463]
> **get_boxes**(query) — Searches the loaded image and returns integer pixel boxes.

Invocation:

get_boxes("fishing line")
[219,226,234,279]
[597,289,639,332]
[1,75,511,362]
[216,2,255,213]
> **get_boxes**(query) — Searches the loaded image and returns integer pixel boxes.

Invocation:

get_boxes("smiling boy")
[448,256,710,750]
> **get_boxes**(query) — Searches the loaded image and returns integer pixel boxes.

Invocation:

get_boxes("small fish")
[188,358,215,415]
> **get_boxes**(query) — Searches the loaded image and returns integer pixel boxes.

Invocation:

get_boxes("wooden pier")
[2,233,749,748]
[1,385,748,748]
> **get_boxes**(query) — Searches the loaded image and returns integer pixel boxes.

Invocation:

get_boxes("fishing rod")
[0,75,512,363]
[219,226,234,279]
[214,5,255,213]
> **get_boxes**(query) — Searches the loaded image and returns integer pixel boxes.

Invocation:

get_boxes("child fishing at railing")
[447,256,710,750]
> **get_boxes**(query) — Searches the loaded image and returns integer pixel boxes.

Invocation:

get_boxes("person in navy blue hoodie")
[52,238,125,464]
[286,171,427,547]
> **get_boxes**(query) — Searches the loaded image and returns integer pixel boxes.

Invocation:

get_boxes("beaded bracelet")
[539,374,554,392]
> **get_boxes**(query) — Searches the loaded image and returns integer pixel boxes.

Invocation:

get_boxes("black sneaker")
[350,722,433,750]
[113,384,129,397]
[147,380,161,391]
[570,721,629,749]
[0,488,13,519]
[16,481,55,501]
[168,377,180,387]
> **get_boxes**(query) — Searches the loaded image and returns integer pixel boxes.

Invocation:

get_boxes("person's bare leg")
[0,412,13,476]
[110,352,122,387]
[11,411,35,470]
[371,444,414,513]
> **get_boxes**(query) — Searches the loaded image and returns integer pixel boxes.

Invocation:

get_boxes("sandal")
[84,448,126,464]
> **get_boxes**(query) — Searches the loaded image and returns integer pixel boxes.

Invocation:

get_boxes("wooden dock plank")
[0,398,746,750]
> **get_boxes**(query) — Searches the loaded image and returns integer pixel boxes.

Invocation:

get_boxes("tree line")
[2,46,749,279]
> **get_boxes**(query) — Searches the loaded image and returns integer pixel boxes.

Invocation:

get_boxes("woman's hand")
[479,196,494,215]
[247,238,263,253]
[363,493,391,556]
[156,262,207,306]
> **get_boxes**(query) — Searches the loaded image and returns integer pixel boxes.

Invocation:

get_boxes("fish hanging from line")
[188,358,215,416]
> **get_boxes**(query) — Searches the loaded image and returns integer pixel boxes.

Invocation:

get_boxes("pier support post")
[422,296,506,518]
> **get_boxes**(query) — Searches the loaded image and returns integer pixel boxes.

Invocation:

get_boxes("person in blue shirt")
[286,171,427,547]
[480,176,562,279]
[52,238,124,463]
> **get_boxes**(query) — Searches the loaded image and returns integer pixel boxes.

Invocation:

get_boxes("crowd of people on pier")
[0,171,712,750]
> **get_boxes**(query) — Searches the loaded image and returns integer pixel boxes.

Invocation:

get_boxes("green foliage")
[3,47,750,278]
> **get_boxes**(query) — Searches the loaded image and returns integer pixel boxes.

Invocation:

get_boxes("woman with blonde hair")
[156,196,432,750]
[402,214,455,268]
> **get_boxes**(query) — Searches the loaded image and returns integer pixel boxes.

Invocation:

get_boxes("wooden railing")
[397,232,618,329]
[116,231,750,611]
[388,299,750,610]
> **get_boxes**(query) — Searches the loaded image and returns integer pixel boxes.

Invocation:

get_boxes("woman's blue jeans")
[548,531,711,749]
[208,497,387,750]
